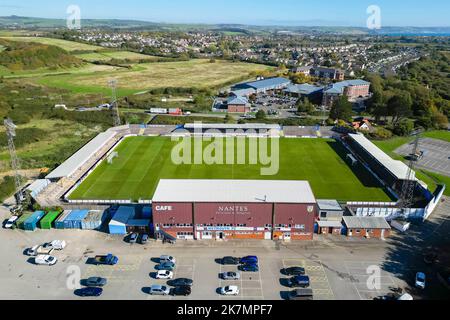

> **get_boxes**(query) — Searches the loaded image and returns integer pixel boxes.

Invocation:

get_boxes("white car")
[4,216,18,229]
[35,255,58,266]
[415,272,426,289]
[156,270,174,280]
[159,255,176,264]
[26,245,40,257]
[221,286,240,296]
[50,240,66,250]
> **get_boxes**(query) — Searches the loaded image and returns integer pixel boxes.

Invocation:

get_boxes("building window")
[356,229,361,234]
[320,212,327,218]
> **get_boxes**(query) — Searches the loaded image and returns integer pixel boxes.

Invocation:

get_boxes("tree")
[392,120,414,136]
[329,96,353,121]
[297,98,315,114]
[387,91,413,125]
[255,110,266,120]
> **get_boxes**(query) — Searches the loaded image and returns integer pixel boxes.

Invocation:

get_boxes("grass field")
[75,51,161,62]
[0,36,103,52]
[37,59,273,93]
[69,137,392,202]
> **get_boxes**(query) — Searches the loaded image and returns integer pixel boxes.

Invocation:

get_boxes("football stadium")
[64,128,392,203]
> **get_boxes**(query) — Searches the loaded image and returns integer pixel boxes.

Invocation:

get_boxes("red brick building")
[152,180,317,241]
[226,95,251,113]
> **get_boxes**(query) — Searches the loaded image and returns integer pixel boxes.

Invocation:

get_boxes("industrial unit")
[152,179,317,241]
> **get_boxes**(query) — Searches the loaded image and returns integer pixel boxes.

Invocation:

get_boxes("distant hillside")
[0,39,83,70]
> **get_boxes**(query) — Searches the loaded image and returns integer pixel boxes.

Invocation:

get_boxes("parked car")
[287,275,310,288]
[221,272,241,280]
[149,285,170,296]
[50,240,66,250]
[35,255,57,266]
[160,255,176,264]
[239,264,259,272]
[128,233,139,244]
[221,286,240,296]
[93,254,118,266]
[75,287,103,297]
[140,234,149,244]
[168,278,193,287]
[26,245,39,257]
[283,267,306,276]
[85,277,107,287]
[3,216,18,229]
[288,288,314,301]
[221,256,240,265]
[240,256,258,265]
[172,286,192,296]
[156,270,174,280]
[157,262,175,271]
[415,272,426,289]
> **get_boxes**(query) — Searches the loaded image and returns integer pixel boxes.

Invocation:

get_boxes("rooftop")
[285,83,323,95]
[317,220,343,228]
[227,96,248,105]
[343,216,391,229]
[324,79,370,94]
[152,179,316,204]
[239,77,291,90]
[348,133,416,181]
[317,199,343,211]
[46,131,116,179]
[184,123,281,130]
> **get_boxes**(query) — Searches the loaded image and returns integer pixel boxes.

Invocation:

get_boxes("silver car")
[221,271,241,280]
[149,285,170,296]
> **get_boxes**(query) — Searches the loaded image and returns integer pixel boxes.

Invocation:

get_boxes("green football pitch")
[68,136,392,202]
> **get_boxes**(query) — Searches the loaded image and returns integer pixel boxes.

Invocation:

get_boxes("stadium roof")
[184,123,281,130]
[343,216,391,230]
[153,179,316,204]
[348,133,416,181]
[46,131,116,179]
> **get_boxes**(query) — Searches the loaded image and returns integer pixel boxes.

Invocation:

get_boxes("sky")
[1,0,449,27]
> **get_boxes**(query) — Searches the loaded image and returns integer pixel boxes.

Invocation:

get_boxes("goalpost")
[107,151,119,164]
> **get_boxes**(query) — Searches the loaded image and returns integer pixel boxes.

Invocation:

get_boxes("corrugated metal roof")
[46,131,116,179]
[153,179,316,204]
[65,210,90,221]
[317,220,343,228]
[227,96,248,105]
[343,216,391,229]
[110,206,135,226]
[285,84,323,95]
[348,133,416,181]
[244,77,291,90]
[317,199,343,211]
[184,123,281,130]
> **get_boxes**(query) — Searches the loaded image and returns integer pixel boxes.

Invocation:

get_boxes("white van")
[26,245,39,257]
[35,255,57,266]
[51,240,66,250]
[159,255,176,264]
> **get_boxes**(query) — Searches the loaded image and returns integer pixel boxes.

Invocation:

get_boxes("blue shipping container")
[23,211,46,231]
[64,210,90,229]
[81,210,108,230]
[55,210,72,229]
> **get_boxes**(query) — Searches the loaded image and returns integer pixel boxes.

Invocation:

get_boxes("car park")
[160,255,176,264]
[221,272,241,280]
[283,266,305,276]
[240,256,258,264]
[149,285,170,296]
[157,262,175,271]
[35,255,57,266]
[85,277,108,287]
[221,256,240,265]
[3,216,18,229]
[288,288,314,300]
[75,287,103,297]
[168,278,193,287]
[156,270,174,280]
[415,272,426,289]
[220,286,240,296]
[286,275,310,288]
[172,286,192,296]
[239,264,259,272]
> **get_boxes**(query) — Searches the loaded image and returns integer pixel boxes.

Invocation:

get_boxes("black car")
[75,287,103,297]
[283,267,305,276]
[286,275,310,288]
[172,286,192,296]
[85,277,107,287]
[222,256,240,265]
[140,234,149,244]
[168,278,193,287]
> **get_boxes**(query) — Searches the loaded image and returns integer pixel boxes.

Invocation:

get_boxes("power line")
[4,119,24,204]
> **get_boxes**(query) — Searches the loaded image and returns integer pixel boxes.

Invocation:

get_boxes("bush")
[0,176,16,202]
[370,127,393,140]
